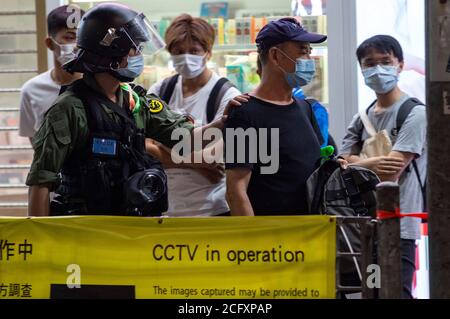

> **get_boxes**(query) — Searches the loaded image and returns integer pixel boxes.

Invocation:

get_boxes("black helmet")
[64,3,165,74]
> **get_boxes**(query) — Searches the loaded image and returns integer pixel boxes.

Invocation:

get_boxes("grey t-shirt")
[340,94,427,240]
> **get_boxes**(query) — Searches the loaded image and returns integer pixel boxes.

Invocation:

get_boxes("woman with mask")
[147,14,242,217]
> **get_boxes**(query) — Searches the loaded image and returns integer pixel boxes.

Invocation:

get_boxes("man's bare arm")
[226,168,254,216]
[28,184,51,216]
[342,153,410,181]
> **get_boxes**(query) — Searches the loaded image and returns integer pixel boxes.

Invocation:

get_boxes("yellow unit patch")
[147,99,164,113]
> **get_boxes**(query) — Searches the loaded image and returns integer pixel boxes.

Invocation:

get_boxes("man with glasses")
[340,35,427,298]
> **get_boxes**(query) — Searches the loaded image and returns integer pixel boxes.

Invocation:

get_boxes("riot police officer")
[26,3,228,217]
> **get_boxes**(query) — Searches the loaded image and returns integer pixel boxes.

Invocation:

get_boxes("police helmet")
[64,3,165,74]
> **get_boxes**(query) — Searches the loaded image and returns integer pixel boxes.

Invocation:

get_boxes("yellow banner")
[0,216,336,299]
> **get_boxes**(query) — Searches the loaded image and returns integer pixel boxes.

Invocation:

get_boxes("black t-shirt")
[225,96,321,215]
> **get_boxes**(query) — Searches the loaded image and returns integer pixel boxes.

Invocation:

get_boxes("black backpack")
[306,157,380,282]
[364,97,427,211]
[159,74,236,124]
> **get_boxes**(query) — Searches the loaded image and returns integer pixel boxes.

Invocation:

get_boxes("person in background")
[340,35,427,299]
[19,5,84,140]
[147,14,242,217]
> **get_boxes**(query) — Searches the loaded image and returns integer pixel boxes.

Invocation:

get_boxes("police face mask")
[171,54,207,79]
[362,65,399,94]
[276,48,316,88]
[112,55,145,82]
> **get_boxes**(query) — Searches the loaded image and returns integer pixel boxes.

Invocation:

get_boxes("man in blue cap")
[225,17,328,216]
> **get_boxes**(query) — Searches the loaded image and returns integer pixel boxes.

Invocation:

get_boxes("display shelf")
[213,43,327,52]
[67,1,329,103]
[213,44,257,51]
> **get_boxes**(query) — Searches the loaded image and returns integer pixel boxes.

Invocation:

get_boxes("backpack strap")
[59,84,69,96]
[366,100,377,114]
[412,160,427,211]
[301,98,324,146]
[395,97,424,136]
[310,159,341,213]
[395,97,427,210]
[206,78,236,124]
[159,74,180,104]
[341,168,369,216]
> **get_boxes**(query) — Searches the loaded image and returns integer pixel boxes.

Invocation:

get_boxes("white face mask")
[52,39,77,65]
[171,54,207,79]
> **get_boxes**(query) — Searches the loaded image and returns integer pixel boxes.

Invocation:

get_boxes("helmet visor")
[122,13,165,56]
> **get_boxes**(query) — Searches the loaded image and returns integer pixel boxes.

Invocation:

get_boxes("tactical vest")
[50,79,168,216]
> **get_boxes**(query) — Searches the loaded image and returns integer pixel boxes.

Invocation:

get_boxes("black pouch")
[124,168,168,216]
[81,159,115,213]
[50,195,86,216]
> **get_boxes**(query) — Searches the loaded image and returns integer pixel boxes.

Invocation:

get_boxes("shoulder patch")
[147,98,164,114]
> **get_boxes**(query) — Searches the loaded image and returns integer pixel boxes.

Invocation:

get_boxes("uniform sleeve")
[139,95,194,149]
[26,102,77,188]
[18,90,36,138]
[339,113,364,156]
[392,105,427,156]
[224,106,254,171]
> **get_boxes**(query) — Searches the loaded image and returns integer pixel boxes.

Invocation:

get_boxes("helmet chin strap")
[108,70,135,83]
[63,49,126,75]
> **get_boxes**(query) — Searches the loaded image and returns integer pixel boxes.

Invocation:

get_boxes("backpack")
[298,98,325,147]
[293,88,331,148]
[159,74,236,124]
[306,158,381,280]
[363,98,427,211]
[300,98,338,154]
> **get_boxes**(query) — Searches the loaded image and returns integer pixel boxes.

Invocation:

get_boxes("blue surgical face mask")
[277,48,316,88]
[362,65,399,94]
[114,55,145,82]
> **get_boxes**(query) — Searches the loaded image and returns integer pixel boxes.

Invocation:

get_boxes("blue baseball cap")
[256,17,327,51]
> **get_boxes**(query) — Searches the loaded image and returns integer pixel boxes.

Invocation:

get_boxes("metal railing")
[334,182,404,299]
[0,88,21,93]
[0,164,30,169]
[0,30,36,35]
[0,126,19,131]
[0,8,38,213]
[0,107,19,112]
[0,49,37,54]
[0,145,33,150]
[0,69,38,74]
[0,184,27,189]
[0,202,27,208]
[335,216,377,299]
[0,11,35,16]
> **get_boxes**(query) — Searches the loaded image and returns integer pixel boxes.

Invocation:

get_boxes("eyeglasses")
[362,59,396,68]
